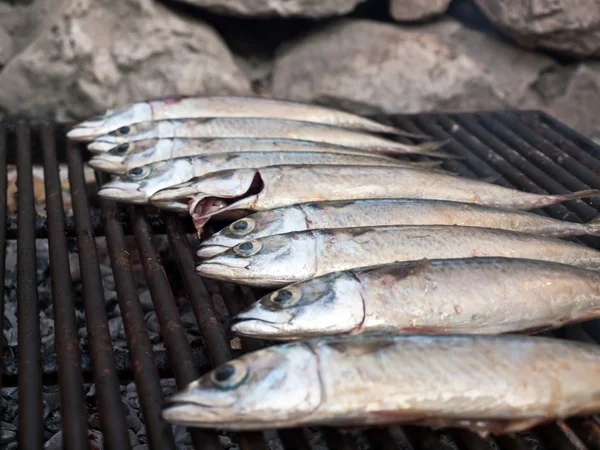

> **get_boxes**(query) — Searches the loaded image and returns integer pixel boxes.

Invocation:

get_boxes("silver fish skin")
[162,333,600,433]
[95,153,410,205]
[195,225,600,288]
[67,95,422,140]
[89,138,404,174]
[148,165,600,231]
[198,199,600,258]
[85,118,443,154]
[232,257,600,340]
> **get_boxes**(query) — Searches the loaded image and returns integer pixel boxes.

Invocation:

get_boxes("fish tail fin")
[411,160,444,169]
[585,214,600,236]
[385,139,449,156]
[528,189,600,209]
[391,128,433,140]
[555,189,600,203]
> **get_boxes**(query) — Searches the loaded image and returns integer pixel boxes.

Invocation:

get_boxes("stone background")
[1,0,600,141]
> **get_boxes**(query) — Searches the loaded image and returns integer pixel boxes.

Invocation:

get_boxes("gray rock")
[272,18,554,115]
[535,62,600,141]
[474,0,600,58]
[171,0,367,18]
[0,0,251,121]
[0,26,13,68]
[390,0,450,22]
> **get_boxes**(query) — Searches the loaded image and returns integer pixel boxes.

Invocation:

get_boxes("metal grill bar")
[100,193,176,450]
[67,141,131,449]
[41,123,89,449]
[165,216,272,450]
[129,206,222,450]
[16,121,44,449]
[0,124,7,389]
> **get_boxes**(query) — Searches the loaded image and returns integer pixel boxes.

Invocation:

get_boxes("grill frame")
[2,110,600,450]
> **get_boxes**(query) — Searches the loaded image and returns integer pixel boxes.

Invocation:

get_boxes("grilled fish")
[95,153,418,205]
[198,199,600,258]
[196,225,600,287]
[232,257,600,339]
[89,137,410,174]
[85,118,445,154]
[147,165,600,233]
[162,333,600,434]
[67,95,423,140]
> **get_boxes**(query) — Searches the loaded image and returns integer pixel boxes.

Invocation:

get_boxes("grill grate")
[3,111,600,449]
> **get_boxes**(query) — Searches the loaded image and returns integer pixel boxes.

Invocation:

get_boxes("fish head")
[162,343,321,429]
[88,139,173,174]
[96,159,192,204]
[86,121,162,152]
[196,232,318,287]
[232,272,364,340]
[67,102,151,141]
[197,206,306,258]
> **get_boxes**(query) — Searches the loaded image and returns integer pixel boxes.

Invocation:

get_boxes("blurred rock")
[172,0,367,18]
[474,0,600,57]
[272,18,553,115]
[535,62,600,141]
[390,0,450,22]
[0,0,251,121]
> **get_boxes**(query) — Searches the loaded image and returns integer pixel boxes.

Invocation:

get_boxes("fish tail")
[530,189,600,209]
[391,128,433,140]
[384,139,449,156]
[411,160,444,169]
[585,215,600,236]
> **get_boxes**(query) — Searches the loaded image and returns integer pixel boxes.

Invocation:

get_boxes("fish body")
[196,225,600,287]
[148,165,600,230]
[162,333,600,433]
[232,257,600,339]
[89,138,405,174]
[67,95,420,140]
[198,199,600,258]
[85,118,443,154]
[96,153,412,205]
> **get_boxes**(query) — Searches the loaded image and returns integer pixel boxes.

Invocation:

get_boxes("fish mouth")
[97,187,148,203]
[196,260,250,279]
[197,244,230,259]
[149,184,201,203]
[87,140,120,152]
[67,124,105,141]
[87,155,127,174]
[151,200,189,212]
[231,317,291,339]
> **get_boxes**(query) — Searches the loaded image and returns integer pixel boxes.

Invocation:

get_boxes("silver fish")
[198,199,600,258]
[89,137,411,174]
[67,95,424,140]
[196,225,600,288]
[95,153,417,205]
[85,118,444,154]
[162,333,600,434]
[148,165,600,233]
[232,257,600,339]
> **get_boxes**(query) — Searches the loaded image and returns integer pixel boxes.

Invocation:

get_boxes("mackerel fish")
[85,117,444,154]
[198,199,600,258]
[147,165,600,233]
[233,257,600,339]
[67,95,423,140]
[96,153,415,206]
[162,333,600,434]
[89,137,412,174]
[196,225,600,287]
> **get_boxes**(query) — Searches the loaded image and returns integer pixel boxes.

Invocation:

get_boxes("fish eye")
[115,143,130,154]
[233,240,262,257]
[229,218,256,236]
[118,126,131,135]
[127,166,151,181]
[210,361,248,390]
[268,288,302,308]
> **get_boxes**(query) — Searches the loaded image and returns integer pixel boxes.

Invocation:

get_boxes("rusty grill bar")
[3,111,600,449]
